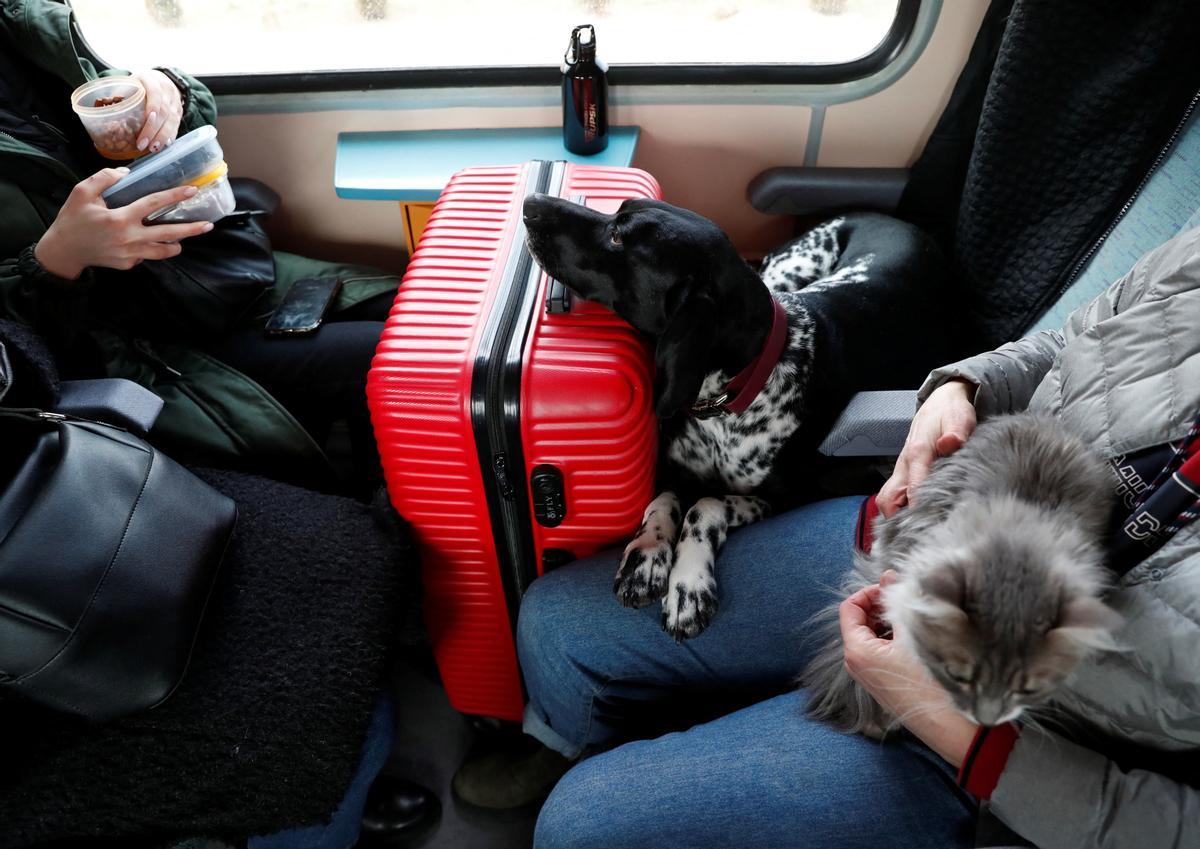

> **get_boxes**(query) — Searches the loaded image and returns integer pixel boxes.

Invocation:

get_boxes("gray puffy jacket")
[918,226,1200,849]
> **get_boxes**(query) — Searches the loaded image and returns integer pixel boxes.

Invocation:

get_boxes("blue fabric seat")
[1032,108,1200,331]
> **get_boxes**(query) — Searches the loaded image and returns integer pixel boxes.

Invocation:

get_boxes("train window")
[70,0,904,81]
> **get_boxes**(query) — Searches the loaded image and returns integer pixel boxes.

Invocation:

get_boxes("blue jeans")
[517,497,977,849]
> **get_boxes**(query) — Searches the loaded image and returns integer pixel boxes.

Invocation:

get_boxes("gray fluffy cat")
[803,412,1121,737]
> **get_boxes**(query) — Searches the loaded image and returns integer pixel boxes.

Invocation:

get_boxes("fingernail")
[151,142,161,152]
[202,222,214,232]
[184,186,198,196]
[117,167,131,174]
[149,111,157,122]
[137,137,149,151]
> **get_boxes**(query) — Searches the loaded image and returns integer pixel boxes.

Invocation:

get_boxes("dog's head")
[523,194,765,417]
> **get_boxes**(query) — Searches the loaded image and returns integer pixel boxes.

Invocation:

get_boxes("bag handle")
[544,194,587,315]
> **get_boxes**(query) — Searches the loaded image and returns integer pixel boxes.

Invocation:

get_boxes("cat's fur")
[803,412,1122,737]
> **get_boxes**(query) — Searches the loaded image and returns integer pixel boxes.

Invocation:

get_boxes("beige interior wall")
[215,0,989,269]
[610,103,810,254]
[818,0,990,168]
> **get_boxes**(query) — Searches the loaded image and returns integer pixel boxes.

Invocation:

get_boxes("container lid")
[101,125,222,207]
[188,160,229,189]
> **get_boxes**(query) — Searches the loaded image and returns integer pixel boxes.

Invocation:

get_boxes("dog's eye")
[610,229,622,247]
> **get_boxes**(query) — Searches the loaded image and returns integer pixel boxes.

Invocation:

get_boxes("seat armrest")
[748,167,910,216]
[819,390,917,457]
[57,379,164,437]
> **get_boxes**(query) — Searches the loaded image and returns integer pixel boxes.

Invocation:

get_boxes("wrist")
[905,705,979,767]
[153,66,191,115]
[33,230,85,280]
[946,377,978,405]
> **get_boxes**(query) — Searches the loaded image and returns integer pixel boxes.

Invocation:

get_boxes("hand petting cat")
[839,572,979,767]
[878,379,977,518]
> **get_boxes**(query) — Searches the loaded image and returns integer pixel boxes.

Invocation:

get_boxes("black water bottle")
[562,24,608,155]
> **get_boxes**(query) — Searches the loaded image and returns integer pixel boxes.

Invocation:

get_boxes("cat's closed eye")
[945,669,975,687]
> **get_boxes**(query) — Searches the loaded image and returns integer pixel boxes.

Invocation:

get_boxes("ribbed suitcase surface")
[368,161,661,720]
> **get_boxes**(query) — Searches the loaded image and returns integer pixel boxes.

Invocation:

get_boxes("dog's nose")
[523,193,551,223]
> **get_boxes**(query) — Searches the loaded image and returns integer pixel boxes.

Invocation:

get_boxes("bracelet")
[153,66,191,116]
[957,721,1021,800]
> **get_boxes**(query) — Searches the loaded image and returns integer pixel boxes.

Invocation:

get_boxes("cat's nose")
[972,699,1006,727]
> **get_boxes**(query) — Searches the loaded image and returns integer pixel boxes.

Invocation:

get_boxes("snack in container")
[70,77,147,160]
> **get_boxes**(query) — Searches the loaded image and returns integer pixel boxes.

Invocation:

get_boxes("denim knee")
[517,569,608,752]
[534,758,629,849]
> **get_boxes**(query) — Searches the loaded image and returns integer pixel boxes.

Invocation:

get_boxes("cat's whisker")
[1018,704,1078,746]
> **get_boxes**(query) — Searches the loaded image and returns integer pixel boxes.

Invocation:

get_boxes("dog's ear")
[654,289,718,418]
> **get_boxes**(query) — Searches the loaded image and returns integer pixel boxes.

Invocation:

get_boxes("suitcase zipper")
[471,160,566,627]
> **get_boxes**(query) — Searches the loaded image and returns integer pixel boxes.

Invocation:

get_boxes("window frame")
[70,0,922,95]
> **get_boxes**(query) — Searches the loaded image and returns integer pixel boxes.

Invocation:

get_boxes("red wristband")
[957,722,1021,800]
[855,494,881,553]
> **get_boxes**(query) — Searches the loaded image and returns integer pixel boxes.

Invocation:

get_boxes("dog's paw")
[614,540,673,608]
[724,495,771,528]
[661,576,718,641]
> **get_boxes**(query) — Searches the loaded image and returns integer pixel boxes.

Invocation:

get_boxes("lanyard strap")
[1111,413,1200,575]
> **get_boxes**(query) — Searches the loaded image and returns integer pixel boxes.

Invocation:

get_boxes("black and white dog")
[523,195,956,640]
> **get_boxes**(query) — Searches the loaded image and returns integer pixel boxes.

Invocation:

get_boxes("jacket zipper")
[132,338,183,377]
[0,128,78,182]
[1055,88,1200,300]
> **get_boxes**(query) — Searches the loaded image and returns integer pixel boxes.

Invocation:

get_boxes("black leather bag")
[0,408,237,721]
[140,178,280,336]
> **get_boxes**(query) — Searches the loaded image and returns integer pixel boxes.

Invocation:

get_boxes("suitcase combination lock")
[530,464,568,527]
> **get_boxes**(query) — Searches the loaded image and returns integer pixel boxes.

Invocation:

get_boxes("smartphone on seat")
[265,276,342,335]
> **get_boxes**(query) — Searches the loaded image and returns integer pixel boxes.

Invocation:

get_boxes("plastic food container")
[101,125,235,224]
[70,77,147,160]
[146,162,236,224]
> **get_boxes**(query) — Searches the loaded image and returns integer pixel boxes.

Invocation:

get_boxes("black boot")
[358,775,440,844]
[451,736,572,810]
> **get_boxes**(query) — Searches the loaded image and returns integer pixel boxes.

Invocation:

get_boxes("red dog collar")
[690,299,789,419]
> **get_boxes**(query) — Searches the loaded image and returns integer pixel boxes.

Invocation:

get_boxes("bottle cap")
[565,24,597,66]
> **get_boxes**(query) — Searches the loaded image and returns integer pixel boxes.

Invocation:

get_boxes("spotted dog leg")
[662,496,771,641]
[759,218,844,294]
[614,491,682,608]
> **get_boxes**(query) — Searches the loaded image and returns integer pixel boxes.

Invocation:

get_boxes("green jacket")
[0,0,398,484]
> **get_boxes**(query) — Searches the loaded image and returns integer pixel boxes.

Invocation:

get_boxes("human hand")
[839,572,978,766]
[34,168,213,280]
[877,379,977,517]
[133,70,184,154]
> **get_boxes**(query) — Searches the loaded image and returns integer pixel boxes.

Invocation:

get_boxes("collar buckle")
[689,392,730,419]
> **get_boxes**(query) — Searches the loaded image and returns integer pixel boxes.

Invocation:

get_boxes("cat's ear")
[1050,597,1122,651]
[920,554,968,609]
[907,559,973,644]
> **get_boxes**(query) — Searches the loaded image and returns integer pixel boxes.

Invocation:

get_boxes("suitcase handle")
[544,195,588,315]
[545,278,574,314]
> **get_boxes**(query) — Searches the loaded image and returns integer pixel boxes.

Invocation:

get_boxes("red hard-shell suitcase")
[368,160,662,721]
